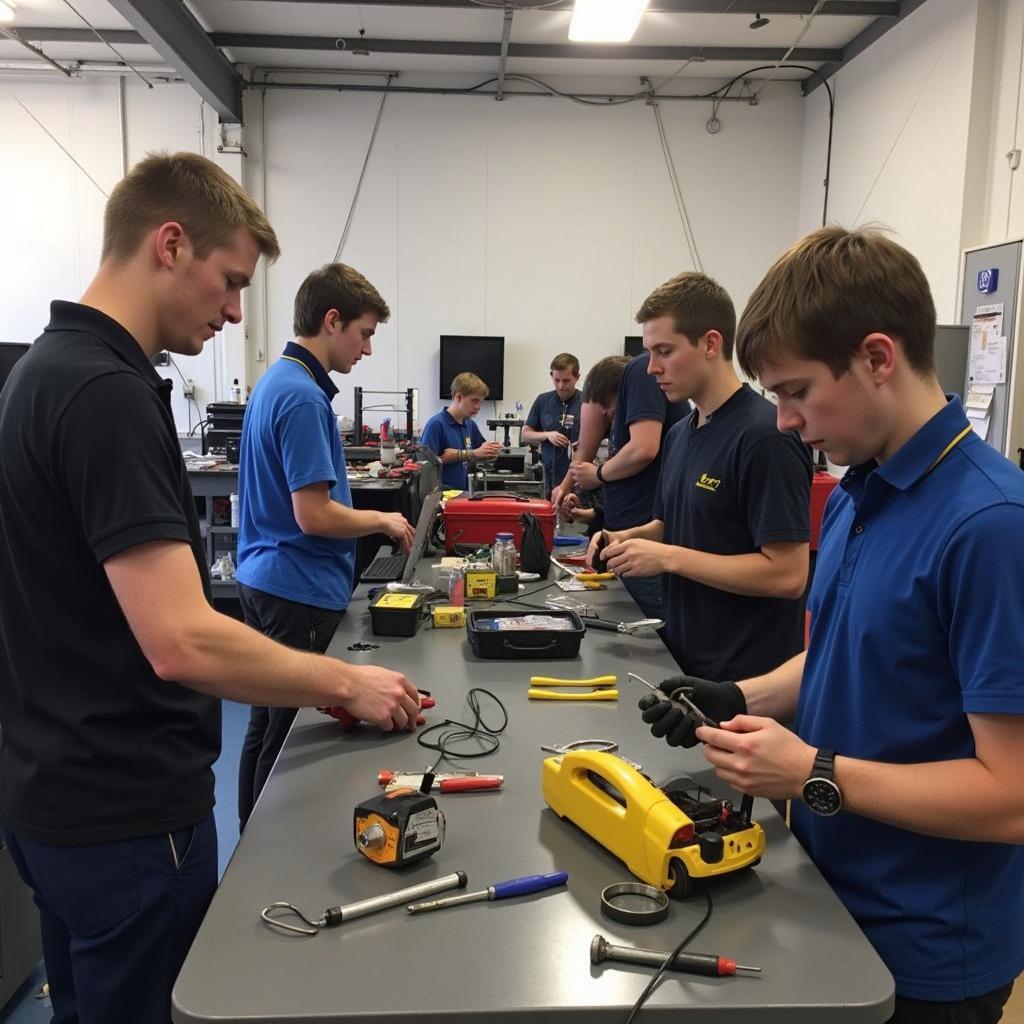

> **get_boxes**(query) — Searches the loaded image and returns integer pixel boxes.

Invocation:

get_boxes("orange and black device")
[353,786,445,867]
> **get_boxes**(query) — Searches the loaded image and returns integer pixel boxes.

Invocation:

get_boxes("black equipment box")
[369,591,426,637]
[466,609,584,660]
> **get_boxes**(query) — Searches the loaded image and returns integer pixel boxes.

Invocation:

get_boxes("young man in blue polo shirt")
[521,352,583,497]
[640,228,1024,1024]
[593,272,811,680]
[421,371,501,491]
[559,352,687,618]
[235,263,415,829]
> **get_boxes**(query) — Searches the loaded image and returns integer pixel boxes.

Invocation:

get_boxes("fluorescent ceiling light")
[569,0,649,42]
[0,1,15,25]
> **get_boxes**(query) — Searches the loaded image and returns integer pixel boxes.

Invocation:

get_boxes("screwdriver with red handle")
[591,934,762,977]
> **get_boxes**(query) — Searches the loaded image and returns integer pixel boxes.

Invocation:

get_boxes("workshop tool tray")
[466,609,584,660]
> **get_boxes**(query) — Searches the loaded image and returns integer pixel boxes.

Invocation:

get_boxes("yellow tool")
[576,572,615,582]
[528,675,618,701]
[541,750,765,898]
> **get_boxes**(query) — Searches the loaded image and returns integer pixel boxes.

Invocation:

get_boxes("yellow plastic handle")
[528,689,619,701]
[577,572,615,581]
[529,675,617,688]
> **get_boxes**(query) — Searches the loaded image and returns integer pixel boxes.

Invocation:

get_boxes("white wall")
[2,71,804,434]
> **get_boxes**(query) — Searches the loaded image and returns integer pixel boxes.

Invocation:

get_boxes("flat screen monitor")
[0,343,31,395]
[624,335,644,357]
[439,335,504,400]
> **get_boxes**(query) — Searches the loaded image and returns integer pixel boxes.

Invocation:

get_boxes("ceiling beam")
[803,0,929,93]
[210,32,844,62]
[103,0,245,121]
[223,0,897,14]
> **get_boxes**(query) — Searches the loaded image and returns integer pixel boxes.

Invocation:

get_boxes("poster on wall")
[969,304,1008,385]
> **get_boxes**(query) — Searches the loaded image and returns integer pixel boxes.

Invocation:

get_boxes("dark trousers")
[887,982,1014,1024]
[0,813,216,1024]
[622,573,665,621]
[237,583,344,831]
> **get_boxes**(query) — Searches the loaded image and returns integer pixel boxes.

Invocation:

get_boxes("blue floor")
[0,700,250,1023]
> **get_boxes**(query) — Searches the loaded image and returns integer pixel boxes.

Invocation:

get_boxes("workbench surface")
[173,566,893,1024]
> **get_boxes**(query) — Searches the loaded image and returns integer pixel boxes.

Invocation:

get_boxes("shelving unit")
[188,467,239,596]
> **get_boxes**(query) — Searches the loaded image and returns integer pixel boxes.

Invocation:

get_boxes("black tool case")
[466,609,585,660]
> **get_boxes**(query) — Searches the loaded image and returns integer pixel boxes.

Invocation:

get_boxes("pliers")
[528,675,619,701]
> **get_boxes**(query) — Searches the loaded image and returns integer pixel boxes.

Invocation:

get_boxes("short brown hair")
[582,356,629,406]
[636,272,736,358]
[451,372,489,399]
[736,226,937,380]
[102,151,279,264]
[293,263,390,337]
[550,353,580,375]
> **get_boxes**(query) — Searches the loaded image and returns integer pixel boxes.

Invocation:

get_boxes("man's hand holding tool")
[632,673,747,748]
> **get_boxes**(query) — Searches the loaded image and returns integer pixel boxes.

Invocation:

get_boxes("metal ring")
[539,739,619,755]
[260,902,321,936]
[600,883,670,926]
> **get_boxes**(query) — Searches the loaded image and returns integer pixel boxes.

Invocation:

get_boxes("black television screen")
[624,335,644,357]
[0,343,31,395]
[439,335,504,400]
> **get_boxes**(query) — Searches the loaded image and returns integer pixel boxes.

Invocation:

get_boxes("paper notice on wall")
[965,384,995,439]
[969,305,1007,384]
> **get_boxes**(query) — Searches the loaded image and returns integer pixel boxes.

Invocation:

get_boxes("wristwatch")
[596,462,606,484]
[802,748,842,816]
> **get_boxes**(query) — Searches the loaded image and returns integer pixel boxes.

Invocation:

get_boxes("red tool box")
[442,492,556,554]
[810,468,840,550]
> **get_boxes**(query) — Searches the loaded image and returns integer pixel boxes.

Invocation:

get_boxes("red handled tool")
[378,769,503,793]
[321,691,435,729]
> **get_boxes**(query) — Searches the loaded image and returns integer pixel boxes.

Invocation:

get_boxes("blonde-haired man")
[421,371,501,490]
[0,152,419,1024]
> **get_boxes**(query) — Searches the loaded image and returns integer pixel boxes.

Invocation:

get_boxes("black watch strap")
[596,462,606,484]
[811,748,836,780]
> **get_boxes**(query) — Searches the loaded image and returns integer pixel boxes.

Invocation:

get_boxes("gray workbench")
[173,570,894,1023]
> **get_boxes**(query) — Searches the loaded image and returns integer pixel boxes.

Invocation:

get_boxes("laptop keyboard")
[360,553,408,582]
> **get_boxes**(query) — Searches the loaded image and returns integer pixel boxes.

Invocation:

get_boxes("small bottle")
[492,533,516,577]
[448,566,465,607]
[230,378,242,403]
[229,492,239,528]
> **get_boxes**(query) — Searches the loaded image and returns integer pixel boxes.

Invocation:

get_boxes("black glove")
[638,674,746,748]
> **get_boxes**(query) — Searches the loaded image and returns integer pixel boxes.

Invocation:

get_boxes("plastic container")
[369,592,425,637]
[448,566,465,607]
[466,609,585,660]
[229,379,242,403]
[492,533,516,576]
[229,493,239,528]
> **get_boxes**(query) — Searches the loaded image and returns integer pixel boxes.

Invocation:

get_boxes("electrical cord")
[416,687,508,762]
[623,885,713,1024]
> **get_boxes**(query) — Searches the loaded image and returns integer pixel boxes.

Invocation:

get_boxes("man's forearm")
[521,426,545,445]
[615,521,664,542]
[669,546,807,599]
[304,503,394,540]
[600,441,656,481]
[738,650,804,720]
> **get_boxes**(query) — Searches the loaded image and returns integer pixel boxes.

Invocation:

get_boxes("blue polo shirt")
[605,354,687,529]
[421,408,486,490]
[792,396,1024,1001]
[236,342,355,611]
[525,389,582,496]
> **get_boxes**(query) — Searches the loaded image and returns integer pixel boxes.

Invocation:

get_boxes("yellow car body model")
[541,749,765,898]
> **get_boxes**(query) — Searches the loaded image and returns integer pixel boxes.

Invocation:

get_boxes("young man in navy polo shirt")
[235,264,415,830]
[421,371,501,490]
[590,272,811,679]
[640,228,1024,1024]
[558,352,686,618]
[521,352,583,497]
[0,154,420,1024]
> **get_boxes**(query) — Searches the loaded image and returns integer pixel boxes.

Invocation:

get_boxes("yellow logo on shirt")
[695,473,721,492]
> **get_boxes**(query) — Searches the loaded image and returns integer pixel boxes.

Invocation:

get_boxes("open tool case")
[466,609,585,660]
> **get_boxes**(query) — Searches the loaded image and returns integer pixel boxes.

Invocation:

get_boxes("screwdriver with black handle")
[407,871,568,914]
[591,935,762,977]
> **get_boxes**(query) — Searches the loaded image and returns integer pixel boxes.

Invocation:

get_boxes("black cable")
[416,687,508,762]
[623,885,713,1024]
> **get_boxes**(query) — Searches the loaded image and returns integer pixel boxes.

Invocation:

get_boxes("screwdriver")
[407,871,568,914]
[591,934,762,977]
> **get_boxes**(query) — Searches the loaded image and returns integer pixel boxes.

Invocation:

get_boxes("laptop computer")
[359,488,442,583]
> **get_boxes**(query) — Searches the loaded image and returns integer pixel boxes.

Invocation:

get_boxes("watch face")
[803,777,842,816]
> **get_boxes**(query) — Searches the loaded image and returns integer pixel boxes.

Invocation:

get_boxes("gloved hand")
[638,674,746,748]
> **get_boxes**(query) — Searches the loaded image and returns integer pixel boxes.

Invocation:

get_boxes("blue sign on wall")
[977,268,999,294]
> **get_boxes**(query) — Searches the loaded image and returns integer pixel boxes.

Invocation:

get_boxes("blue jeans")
[0,813,217,1024]
[622,573,665,621]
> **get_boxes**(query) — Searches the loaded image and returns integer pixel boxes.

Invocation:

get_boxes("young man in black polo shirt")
[0,153,420,1024]
[590,272,812,679]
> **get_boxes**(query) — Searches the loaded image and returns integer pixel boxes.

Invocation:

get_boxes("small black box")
[466,608,584,659]
[369,592,425,637]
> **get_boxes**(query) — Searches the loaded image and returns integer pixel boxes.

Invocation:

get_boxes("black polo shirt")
[0,301,220,844]
[653,384,812,680]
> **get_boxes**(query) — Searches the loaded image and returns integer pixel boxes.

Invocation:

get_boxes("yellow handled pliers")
[576,572,615,582]
[528,675,618,701]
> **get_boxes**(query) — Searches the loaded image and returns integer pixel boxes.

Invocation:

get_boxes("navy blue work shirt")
[525,389,582,496]
[793,396,1024,1001]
